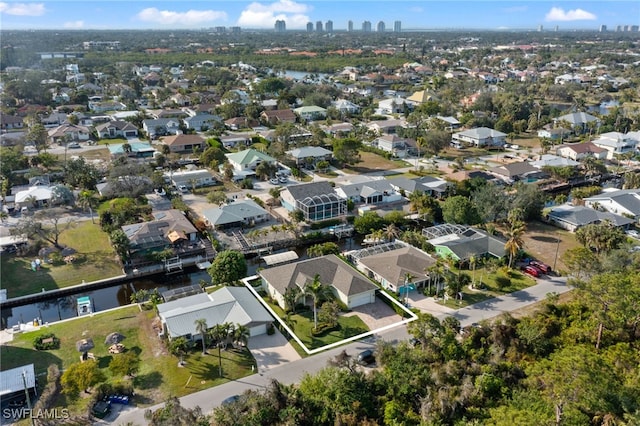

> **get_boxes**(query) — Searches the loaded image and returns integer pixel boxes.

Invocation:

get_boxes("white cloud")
[136,8,227,25]
[237,0,311,28]
[63,21,84,29]
[0,2,45,16]
[545,7,596,22]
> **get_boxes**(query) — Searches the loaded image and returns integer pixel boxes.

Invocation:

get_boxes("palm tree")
[504,221,526,268]
[303,274,333,330]
[168,337,189,366]
[283,286,301,313]
[77,190,98,223]
[382,223,401,242]
[194,318,208,355]
[469,255,477,287]
[232,324,250,348]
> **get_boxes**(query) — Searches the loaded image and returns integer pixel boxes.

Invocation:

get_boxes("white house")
[584,189,640,221]
[590,132,639,159]
[451,127,506,148]
[225,149,277,172]
[375,134,407,158]
[259,255,378,310]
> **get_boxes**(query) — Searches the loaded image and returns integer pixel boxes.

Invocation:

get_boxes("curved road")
[107,276,570,426]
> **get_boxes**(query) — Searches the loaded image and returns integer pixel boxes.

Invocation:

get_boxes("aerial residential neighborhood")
[1,4,640,424]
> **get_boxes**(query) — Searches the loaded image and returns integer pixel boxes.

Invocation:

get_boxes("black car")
[221,395,240,406]
[357,349,375,365]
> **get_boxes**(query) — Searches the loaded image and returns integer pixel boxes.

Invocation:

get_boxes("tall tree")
[10,209,74,249]
[303,274,333,330]
[208,250,248,284]
[194,318,209,355]
[504,220,526,268]
[442,195,480,225]
[332,137,361,166]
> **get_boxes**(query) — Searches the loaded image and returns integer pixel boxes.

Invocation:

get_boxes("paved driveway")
[343,297,403,330]
[248,328,301,373]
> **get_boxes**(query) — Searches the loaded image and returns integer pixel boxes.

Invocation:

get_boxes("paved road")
[109,276,570,426]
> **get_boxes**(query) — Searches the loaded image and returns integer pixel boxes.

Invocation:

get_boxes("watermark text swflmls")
[2,408,71,420]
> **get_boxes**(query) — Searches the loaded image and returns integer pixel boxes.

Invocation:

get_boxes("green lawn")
[0,305,255,415]
[0,221,123,298]
[436,268,536,309]
[268,302,369,351]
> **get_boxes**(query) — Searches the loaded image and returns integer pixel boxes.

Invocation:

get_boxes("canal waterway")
[1,236,362,329]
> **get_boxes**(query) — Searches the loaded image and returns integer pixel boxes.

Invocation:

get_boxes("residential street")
[108,276,570,426]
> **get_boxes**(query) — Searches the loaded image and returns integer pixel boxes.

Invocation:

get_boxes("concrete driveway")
[248,328,301,373]
[343,297,404,330]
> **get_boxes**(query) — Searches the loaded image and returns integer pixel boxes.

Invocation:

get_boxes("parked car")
[67,142,81,149]
[178,185,189,193]
[278,176,288,184]
[521,265,540,278]
[269,178,280,185]
[221,395,240,406]
[529,260,551,274]
[626,229,639,239]
[357,349,375,365]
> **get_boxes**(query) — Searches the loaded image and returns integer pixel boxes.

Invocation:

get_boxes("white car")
[178,185,189,193]
[626,229,640,239]
[269,178,280,185]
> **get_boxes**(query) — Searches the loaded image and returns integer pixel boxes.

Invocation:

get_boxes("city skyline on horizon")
[0,1,638,32]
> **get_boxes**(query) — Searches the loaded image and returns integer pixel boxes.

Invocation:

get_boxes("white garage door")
[348,291,375,309]
[250,324,267,336]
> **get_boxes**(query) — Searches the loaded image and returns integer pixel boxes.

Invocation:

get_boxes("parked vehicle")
[357,349,375,365]
[67,142,81,149]
[221,395,240,406]
[626,229,639,239]
[178,185,189,193]
[529,260,551,274]
[521,265,540,278]
[269,178,280,185]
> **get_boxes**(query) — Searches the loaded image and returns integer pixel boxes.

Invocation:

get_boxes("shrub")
[310,323,339,337]
[33,333,61,350]
[33,364,61,412]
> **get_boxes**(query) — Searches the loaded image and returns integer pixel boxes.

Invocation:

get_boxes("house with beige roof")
[259,254,377,310]
[555,142,607,161]
[161,134,205,153]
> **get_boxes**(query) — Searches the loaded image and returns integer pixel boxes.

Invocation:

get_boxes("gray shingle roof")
[202,199,269,227]
[548,205,634,227]
[259,254,377,299]
[285,181,337,201]
[358,246,436,287]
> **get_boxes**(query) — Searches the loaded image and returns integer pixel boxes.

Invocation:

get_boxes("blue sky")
[0,1,637,30]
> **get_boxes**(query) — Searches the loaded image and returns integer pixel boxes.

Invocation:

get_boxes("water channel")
[1,236,362,329]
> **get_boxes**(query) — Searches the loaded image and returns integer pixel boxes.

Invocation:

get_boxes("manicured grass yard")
[436,268,536,309]
[0,305,255,415]
[0,221,123,298]
[267,302,369,352]
[343,151,409,174]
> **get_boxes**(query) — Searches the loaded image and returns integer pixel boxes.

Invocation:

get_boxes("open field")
[520,221,581,274]
[1,221,123,298]
[1,305,255,414]
[344,151,410,174]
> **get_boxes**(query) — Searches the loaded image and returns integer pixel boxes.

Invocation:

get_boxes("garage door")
[124,131,137,137]
[349,291,375,309]
[250,324,267,336]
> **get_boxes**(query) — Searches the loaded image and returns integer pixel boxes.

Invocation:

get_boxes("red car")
[521,265,540,277]
[529,260,551,274]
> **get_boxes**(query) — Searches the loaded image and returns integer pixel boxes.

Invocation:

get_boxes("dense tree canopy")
[208,250,248,284]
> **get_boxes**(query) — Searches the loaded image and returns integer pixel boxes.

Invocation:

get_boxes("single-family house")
[354,244,436,294]
[335,179,403,205]
[122,209,198,256]
[0,114,24,131]
[14,185,53,208]
[488,161,543,183]
[260,109,297,125]
[366,119,406,135]
[202,199,270,229]
[259,254,378,310]
[157,286,273,340]
[435,116,461,131]
[376,97,412,115]
[451,127,507,149]
[280,181,347,222]
[88,100,126,113]
[590,132,639,159]
[387,176,450,198]
[375,134,407,158]
[530,154,580,169]
[332,99,360,115]
[143,118,181,138]
[406,90,434,105]
[168,169,217,189]
[107,142,156,158]
[225,148,278,172]
[555,142,608,161]
[423,224,506,262]
[161,134,205,153]
[537,127,571,141]
[48,123,91,144]
[219,133,253,149]
[554,112,600,134]
[224,117,259,131]
[584,189,640,221]
[183,113,221,132]
[286,146,333,167]
[294,106,327,121]
[546,204,634,232]
[320,122,354,137]
[95,120,139,139]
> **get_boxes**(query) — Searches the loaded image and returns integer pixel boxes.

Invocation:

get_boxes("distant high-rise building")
[229,26,241,34]
[306,22,313,32]
[325,20,333,33]
[538,25,543,32]
[616,25,623,32]
[348,20,354,32]
[274,20,286,32]
[362,21,372,32]
[631,25,639,32]
[214,26,226,34]
[624,25,631,32]
[600,25,607,32]
[554,25,559,32]
[377,21,386,32]
[316,21,323,32]
[394,21,401,32]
